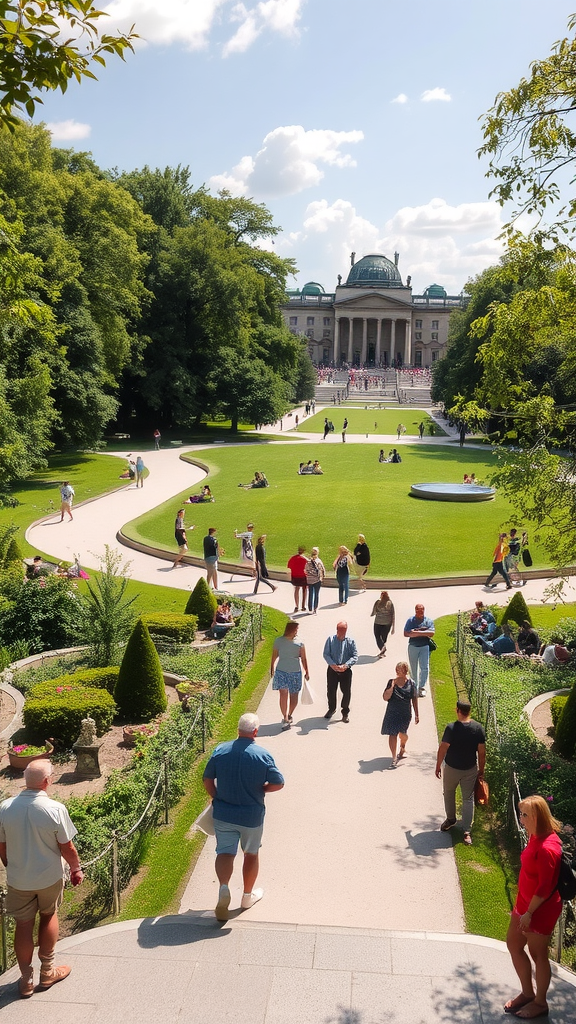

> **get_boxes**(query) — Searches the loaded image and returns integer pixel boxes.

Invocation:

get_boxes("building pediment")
[335,289,412,312]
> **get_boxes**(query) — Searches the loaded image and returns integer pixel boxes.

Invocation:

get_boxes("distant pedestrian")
[418,422,425,439]
[232,523,256,580]
[323,418,330,440]
[381,662,419,767]
[153,428,161,450]
[323,621,358,722]
[436,700,486,847]
[304,546,325,613]
[270,621,309,728]
[287,546,307,612]
[135,455,145,488]
[0,760,84,998]
[459,423,466,446]
[203,527,221,590]
[203,714,284,922]
[295,415,299,427]
[254,535,277,594]
[333,545,353,605]
[404,603,435,697]
[353,533,370,590]
[174,509,191,568]
[59,482,74,522]
[396,423,405,439]
[342,417,348,442]
[371,591,395,657]
[484,533,512,590]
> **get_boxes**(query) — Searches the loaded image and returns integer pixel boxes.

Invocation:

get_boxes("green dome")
[301,281,325,296]
[346,254,402,287]
[424,283,447,298]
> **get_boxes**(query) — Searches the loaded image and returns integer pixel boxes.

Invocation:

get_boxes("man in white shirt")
[59,481,75,522]
[0,760,83,998]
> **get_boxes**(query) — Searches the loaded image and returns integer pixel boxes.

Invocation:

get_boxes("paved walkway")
[16,424,575,1017]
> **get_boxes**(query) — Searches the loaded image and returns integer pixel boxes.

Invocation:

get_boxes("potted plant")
[175,680,211,702]
[8,740,54,770]
[122,723,159,748]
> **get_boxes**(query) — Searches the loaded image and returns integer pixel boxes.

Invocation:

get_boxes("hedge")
[27,667,120,697]
[550,695,569,730]
[141,613,198,643]
[23,685,116,747]
[555,682,576,759]
[114,618,167,721]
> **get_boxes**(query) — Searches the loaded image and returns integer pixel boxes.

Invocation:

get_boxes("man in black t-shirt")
[435,700,485,846]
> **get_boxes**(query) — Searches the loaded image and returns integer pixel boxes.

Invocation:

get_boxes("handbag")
[193,803,215,836]
[522,547,533,567]
[474,776,489,806]
[428,638,437,652]
[301,677,315,705]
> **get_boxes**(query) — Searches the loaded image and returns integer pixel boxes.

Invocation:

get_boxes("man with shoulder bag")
[435,700,486,847]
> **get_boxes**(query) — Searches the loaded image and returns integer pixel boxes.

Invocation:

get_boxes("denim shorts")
[213,818,264,855]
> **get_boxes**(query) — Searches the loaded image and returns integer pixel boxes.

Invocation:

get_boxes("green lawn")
[123,443,538,578]
[0,453,130,558]
[296,409,445,436]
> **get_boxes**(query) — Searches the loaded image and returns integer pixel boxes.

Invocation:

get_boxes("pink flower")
[12,745,28,754]
[546,796,554,802]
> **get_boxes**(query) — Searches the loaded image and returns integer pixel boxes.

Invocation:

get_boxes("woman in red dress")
[505,794,563,1019]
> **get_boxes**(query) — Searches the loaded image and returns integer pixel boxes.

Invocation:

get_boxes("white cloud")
[209,125,364,198]
[421,87,451,102]
[391,93,408,104]
[46,119,91,140]
[101,0,303,55]
[279,196,505,294]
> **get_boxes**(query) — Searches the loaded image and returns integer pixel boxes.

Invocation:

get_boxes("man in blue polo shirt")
[203,713,284,922]
[404,603,435,698]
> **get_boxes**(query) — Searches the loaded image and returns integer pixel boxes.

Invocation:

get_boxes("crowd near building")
[281,253,466,368]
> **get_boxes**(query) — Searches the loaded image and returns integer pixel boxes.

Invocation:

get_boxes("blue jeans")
[308,581,321,611]
[408,644,430,691]
[336,568,349,604]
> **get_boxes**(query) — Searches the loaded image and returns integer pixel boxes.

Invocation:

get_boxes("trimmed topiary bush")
[34,667,121,696]
[141,613,198,644]
[555,684,576,760]
[114,618,167,721]
[23,684,116,747]
[184,577,217,629]
[500,591,531,627]
[551,695,569,730]
[3,537,22,566]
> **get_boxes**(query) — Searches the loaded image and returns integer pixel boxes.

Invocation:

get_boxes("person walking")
[304,546,325,613]
[270,621,309,729]
[59,481,74,522]
[404,603,435,697]
[323,417,330,440]
[381,662,419,767]
[342,416,348,442]
[202,714,284,922]
[418,421,425,439]
[135,455,145,488]
[287,545,307,612]
[484,532,512,589]
[233,523,256,580]
[322,621,358,722]
[333,545,353,605]
[435,700,485,846]
[504,795,563,1019]
[353,533,370,590]
[203,527,222,590]
[370,590,395,657]
[153,428,161,450]
[173,509,192,568]
[253,535,277,594]
[0,760,84,998]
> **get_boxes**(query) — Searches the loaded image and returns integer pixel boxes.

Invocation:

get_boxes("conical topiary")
[500,591,531,627]
[184,577,217,630]
[114,618,167,721]
[4,537,23,567]
[555,683,576,760]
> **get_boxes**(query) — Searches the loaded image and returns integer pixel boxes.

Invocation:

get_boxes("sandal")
[397,748,406,759]
[504,994,534,1014]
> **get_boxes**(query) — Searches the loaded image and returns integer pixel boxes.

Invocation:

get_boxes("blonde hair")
[338,545,349,556]
[358,533,366,543]
[395,661,410,676]
[519,795,562,836]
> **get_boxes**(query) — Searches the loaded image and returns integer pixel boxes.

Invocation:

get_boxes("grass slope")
[296,409,443,436]
[124,444,533,578]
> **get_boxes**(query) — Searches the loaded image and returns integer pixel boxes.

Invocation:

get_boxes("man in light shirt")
[322,621,358,723]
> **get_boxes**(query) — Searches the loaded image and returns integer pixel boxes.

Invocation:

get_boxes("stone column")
[361,318,368,365]
[347,318,354,363]
[404,318,412,366]
[334,317,340,363]
[390,319,396,364]
[376,318,382,365]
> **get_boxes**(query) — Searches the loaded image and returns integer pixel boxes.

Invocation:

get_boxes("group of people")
[119,455,146,487]
[238,471,268,490]
[485,528,529,589]
[297,460,323,475]
[469,603,573,666]
[378,448,402,463]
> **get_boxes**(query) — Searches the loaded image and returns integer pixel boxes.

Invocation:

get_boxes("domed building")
[282,253,466,367]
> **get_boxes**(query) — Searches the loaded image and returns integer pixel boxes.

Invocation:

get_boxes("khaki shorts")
[6,879,64,921]
[60,500,72,511]
[178,543,188,554]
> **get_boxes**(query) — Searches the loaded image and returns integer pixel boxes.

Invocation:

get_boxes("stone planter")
[8,740,54,770]
[175,681,211,702]
[122,725,158,748]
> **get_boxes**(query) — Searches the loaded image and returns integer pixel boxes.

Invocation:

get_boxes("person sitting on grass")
[474,623,518,657]
[389,449,402,463]
[469,602,497,636]
[536,643,572,667]
[187,485,214,503]
[517,621,540,657]
[212,602,235,638]
[312,460,323,474]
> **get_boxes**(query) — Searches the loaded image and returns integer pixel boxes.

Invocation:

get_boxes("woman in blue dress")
[381,661,419,766]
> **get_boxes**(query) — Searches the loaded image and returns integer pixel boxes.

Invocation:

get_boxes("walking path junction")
[3,412,573,1022]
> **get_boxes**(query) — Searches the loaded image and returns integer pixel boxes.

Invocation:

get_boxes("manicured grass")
[118,605,287,920]
[296,409,444,436]
[0,453,130,558]
[124,443,536,578]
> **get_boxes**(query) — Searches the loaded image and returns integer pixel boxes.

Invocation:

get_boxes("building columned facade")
[281,253,466,368]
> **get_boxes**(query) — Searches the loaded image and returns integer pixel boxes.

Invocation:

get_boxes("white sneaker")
[419,689,427,697]
[215,884,231,921]
[240,887,264,910]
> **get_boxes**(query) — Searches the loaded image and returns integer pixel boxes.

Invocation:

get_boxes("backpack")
[556,845,576,902]
[522,547,533,567]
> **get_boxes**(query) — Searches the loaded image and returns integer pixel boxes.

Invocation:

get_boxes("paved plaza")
[3,412,573,1019]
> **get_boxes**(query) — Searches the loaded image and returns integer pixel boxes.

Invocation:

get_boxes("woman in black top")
[353,533,370,591]
[253,535,277,594]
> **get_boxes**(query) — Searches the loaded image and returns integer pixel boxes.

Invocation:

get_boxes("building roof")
[345,254,403,288]
[423,283,447,298]
[301,281,325,296]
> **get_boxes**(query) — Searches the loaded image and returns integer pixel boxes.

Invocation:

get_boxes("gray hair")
[24,760,53,789]
[238,713,259,735]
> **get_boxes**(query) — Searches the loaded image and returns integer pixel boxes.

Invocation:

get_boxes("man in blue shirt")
[203,713,284,922]
[322,621,358,723]
[474,624,518,657]
[404,603,435,698]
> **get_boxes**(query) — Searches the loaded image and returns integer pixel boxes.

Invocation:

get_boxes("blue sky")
[36,0,575,293]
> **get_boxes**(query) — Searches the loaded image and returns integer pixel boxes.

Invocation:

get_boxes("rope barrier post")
[0,889,7,974]
[201,695,205,752]
[111,831,120,917]
[227,651,232,700]
[163,755,170,826]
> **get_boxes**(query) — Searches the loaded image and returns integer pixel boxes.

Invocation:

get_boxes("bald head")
[24,760,52,790]
[336,621,348,639]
